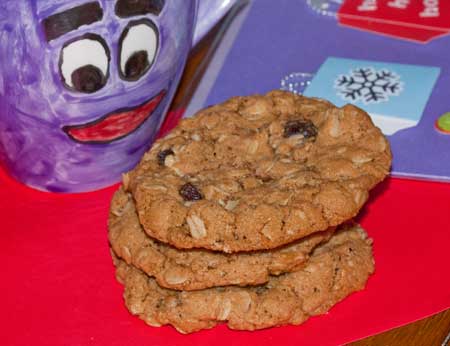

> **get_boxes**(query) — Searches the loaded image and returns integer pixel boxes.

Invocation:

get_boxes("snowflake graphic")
[335,67,403,105]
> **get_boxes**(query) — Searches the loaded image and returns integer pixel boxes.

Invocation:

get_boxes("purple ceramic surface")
[0,0,234,192]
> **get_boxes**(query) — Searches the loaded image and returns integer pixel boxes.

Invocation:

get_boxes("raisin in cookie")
[126,90,391,252]
[109,187,332,290]
[114,225,374,333]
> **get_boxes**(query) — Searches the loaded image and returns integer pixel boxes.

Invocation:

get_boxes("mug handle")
[192,0,237,46]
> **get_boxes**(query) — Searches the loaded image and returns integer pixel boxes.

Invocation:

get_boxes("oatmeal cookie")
[114,225,374,333]
[109,187,332,290]
[127,91,391,252]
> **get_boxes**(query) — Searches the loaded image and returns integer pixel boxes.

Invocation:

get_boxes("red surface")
[339,0,450,31]
[338,0,450,42]
[338,16,449,43]
[1,118,450,345]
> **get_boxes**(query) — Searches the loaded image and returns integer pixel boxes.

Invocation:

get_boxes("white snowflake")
[335,67,403,105]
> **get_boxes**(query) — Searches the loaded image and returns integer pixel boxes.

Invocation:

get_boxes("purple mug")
[0,0,235,192]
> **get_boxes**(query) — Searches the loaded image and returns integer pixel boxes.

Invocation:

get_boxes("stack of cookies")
[108,90,392,333]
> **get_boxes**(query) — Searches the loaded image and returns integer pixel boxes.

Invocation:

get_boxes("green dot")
[436,112,450,133]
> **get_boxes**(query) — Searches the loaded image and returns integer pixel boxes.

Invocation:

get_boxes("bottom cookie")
[114,225,374,333]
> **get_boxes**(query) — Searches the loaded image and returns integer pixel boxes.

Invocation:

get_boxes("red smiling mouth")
[63,90,166,143]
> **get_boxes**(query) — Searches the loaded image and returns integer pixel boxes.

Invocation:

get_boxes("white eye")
[119,20,158,80]
[60,35,109,93]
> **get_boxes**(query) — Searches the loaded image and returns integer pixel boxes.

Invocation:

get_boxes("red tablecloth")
[1,151,449,345]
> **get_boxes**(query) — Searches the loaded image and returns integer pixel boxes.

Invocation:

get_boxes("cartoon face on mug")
[41,0,168,143]
[0,0,195,191]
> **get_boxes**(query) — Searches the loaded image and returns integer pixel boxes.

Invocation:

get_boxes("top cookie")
[127,90,391,252]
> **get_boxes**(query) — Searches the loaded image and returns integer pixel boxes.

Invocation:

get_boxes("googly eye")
[119,20,158,81]
[60,35,110,93]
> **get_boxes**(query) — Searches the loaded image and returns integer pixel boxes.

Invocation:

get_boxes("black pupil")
[124,51,149,80]
[71,65,105,93]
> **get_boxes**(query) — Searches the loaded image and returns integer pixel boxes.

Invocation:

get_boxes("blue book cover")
[186,0,450,182]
